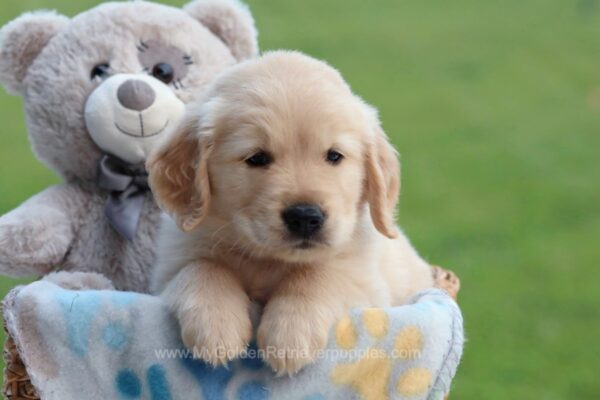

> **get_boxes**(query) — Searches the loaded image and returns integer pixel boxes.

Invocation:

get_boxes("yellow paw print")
[331,309,432,400]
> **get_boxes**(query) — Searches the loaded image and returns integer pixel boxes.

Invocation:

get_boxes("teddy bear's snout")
[117,79,156,112]
[84,73,186,164]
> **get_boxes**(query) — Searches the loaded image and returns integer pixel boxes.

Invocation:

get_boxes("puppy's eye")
[245,151,272,168]
[90,63,110,80]
[326,149,344,165]
[152,63,175,84]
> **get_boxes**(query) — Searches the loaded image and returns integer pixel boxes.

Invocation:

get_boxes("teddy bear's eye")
[152,63,175,84]
[90,63,111,80]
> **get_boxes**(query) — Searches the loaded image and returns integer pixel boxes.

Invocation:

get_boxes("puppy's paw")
[257,306,331,375]
[179,306,252,367]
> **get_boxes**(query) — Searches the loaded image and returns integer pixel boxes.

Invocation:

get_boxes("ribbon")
[97,155,150,241]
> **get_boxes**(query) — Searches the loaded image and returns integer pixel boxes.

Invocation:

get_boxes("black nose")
[282,204,325,238]
[117,79,156,111]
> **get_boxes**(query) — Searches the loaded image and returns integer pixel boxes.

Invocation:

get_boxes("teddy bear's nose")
[117,79,156,111]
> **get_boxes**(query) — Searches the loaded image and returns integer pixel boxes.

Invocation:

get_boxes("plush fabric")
[3,281,463,400]
[0,0,259,292]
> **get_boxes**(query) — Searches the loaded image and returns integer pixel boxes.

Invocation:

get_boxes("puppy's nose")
[282,204,325,238]
[117,79,156,111]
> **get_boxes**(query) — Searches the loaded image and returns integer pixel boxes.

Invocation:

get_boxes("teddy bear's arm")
[0,185,76,277]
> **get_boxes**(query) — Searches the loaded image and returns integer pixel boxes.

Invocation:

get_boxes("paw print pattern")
[180,341,270,400]
[331,309,432,400]
[20,282,460,400]
[115,364,172,400]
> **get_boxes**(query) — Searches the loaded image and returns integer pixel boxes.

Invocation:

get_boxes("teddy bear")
[0,0,258,292]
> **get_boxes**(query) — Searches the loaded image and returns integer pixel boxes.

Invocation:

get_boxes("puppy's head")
[148,51,400,262]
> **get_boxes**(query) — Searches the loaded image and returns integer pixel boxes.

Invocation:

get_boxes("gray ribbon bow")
[97,155,150,241]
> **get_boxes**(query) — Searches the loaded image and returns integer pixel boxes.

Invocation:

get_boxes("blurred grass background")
[1,0,599,398]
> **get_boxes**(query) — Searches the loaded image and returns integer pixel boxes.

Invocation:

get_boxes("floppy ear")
[365,120,401,239]
[147,122,212,232]
[184,0,258,62]
[0,11,69,95]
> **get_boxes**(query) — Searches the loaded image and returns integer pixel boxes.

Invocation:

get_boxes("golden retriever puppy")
[148,51,434,375]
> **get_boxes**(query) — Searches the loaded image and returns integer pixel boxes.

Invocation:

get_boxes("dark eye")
[245,151,272,168]
[326,149,344,165]
[152,63,175,84]
[90,63,110,80]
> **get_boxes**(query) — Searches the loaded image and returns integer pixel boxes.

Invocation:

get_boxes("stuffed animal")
[0,0,258,292]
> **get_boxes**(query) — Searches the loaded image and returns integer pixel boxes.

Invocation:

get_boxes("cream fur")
[149,51,434,374]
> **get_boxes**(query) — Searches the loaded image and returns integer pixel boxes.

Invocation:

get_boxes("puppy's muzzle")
[282,204,325,239]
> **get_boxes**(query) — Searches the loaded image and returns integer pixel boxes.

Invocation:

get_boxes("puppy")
[148,51,434,374]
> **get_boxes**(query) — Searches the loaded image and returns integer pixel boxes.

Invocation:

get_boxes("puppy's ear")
[365,118,401,239]
[0,11,69,95]
[184,0,258,61]
[147,122,212,232]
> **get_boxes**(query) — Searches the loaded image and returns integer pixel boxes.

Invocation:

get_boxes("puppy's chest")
[229,261,291,304]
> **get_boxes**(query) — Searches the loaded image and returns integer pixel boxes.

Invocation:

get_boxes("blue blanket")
[3,281,463,400]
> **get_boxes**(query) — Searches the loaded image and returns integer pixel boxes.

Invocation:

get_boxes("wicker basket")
[2,266,460,399]
[3,327,39,400]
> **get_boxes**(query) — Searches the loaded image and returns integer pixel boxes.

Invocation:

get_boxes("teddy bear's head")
[0,0,258,181]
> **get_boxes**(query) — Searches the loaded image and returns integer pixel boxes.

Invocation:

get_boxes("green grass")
[1,0,599,398]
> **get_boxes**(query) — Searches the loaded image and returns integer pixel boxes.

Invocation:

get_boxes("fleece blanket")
[3,281,463,400]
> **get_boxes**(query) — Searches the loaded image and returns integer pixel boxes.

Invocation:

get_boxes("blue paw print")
[181,340,270,400]
[56,290,101,357]
[116,365,172,400]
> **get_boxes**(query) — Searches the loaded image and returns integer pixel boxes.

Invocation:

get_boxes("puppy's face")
[149,52,400,263]
[208,96,367,261]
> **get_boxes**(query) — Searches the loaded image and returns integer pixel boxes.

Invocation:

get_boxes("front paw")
[257,305,332,375]
[0,208,72,275]
[179,305,252,367]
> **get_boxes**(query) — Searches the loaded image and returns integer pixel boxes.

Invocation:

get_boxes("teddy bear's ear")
[0,11,69,95]
[184,0,258,61]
